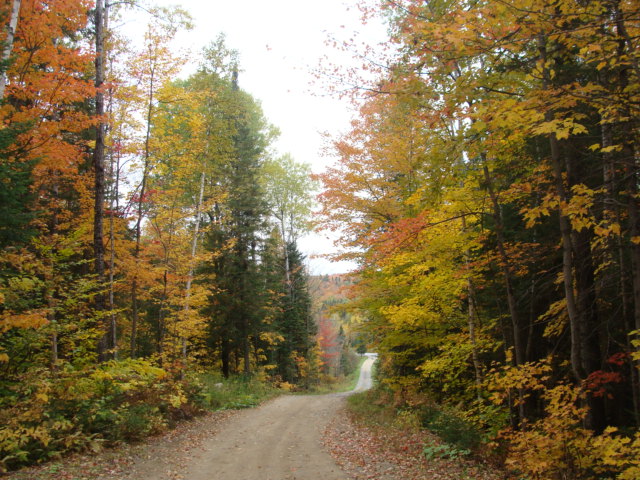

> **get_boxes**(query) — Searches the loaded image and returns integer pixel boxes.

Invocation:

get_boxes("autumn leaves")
[316,0,640,477]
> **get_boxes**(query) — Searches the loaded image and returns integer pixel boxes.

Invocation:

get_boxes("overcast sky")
[124,0,388,274]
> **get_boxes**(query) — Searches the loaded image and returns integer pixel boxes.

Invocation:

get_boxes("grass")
[197,373,282,410]
[346,387,395,426]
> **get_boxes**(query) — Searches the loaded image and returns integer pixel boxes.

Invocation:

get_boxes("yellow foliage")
[259,331,285,345]
[539,299,568,338]
[278,382,295,392]
[0,310,49,333]
[487,358,553,405]
[631,331,640,362]
[168,388,187,408]
[490,361,640,479]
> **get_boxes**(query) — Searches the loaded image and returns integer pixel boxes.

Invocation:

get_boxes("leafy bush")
[347,387,399,426]
[0,359,203,472]
[489,362,640,479]
[114,404,166,442]
[419,405,482,451]
[423,439,470,460]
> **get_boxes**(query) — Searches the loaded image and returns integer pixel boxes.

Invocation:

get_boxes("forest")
[0,0,364,472]
[1,0,640,478]
[317,0,640,478]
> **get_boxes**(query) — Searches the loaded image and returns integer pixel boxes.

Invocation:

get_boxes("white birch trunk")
[0,0,21,98]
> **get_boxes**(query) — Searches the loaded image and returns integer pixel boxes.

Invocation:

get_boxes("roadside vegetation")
[324,385,501,480]
[0,362,286,473]
[2,359,368,480]
[347,387,486,460]
[317,0,640,478]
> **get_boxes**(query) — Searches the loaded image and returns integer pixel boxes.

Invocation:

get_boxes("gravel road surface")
[125,356,376,480]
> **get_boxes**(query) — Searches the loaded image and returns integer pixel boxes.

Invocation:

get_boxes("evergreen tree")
[0,125,36,249]
[203,68,271,377]
[258,236,315,383]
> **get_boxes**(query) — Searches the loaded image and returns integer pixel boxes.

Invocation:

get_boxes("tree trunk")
[482,161,526,421]
[538,34,584,383]
[130,277,139,357]
[244,335,251,375]
[0,0,21,98]
[107,80,120,361]
[47,182,59,369]
[180,171,206,369]
[221,337,230,378]
[130,68,155,358]
[94,0,112,362]
[573,227,606,431]
[482,162,524,366]
[281,215,292,297]
[462,216,482,400]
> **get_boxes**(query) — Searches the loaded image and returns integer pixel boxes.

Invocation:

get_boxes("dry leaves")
[323,408,504,480]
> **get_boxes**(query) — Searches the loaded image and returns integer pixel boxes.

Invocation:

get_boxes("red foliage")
[317,317,340,373]
[606,352,628,367]
[585,370,624,399]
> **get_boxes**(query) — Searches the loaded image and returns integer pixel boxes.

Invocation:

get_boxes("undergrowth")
[197,372,280,410]
[0,361,283,473]
[347,386,482,457]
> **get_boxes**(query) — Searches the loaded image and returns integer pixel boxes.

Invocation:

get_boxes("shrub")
[347,387,401,426]
[419,405,482,451]
[489,361,640,479]
[115,404,166,442]
[0,359,204,472]
[423,439,471,460]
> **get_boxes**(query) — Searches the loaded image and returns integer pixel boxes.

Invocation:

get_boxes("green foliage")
[340,348,360,377]
[418,405,482,451]
[257,235,316,385]
[196,372,280,410]
[0,125,37,249]
[346,388,394,426]
[423,440,470,460]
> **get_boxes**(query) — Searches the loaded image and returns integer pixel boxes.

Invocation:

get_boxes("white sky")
[123,0,388,274]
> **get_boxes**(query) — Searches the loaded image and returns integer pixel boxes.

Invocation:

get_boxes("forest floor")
[4,357,501,480]
[324,406,503,480]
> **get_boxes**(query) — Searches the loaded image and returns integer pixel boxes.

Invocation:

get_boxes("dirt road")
[354,354,375,392]
[125,356,376,480]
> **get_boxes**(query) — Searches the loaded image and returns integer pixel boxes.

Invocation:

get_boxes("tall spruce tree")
[204,69,271,377]
[258,235,315,383]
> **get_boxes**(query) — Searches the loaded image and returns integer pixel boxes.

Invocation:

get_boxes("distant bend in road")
[353,353,377,392]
